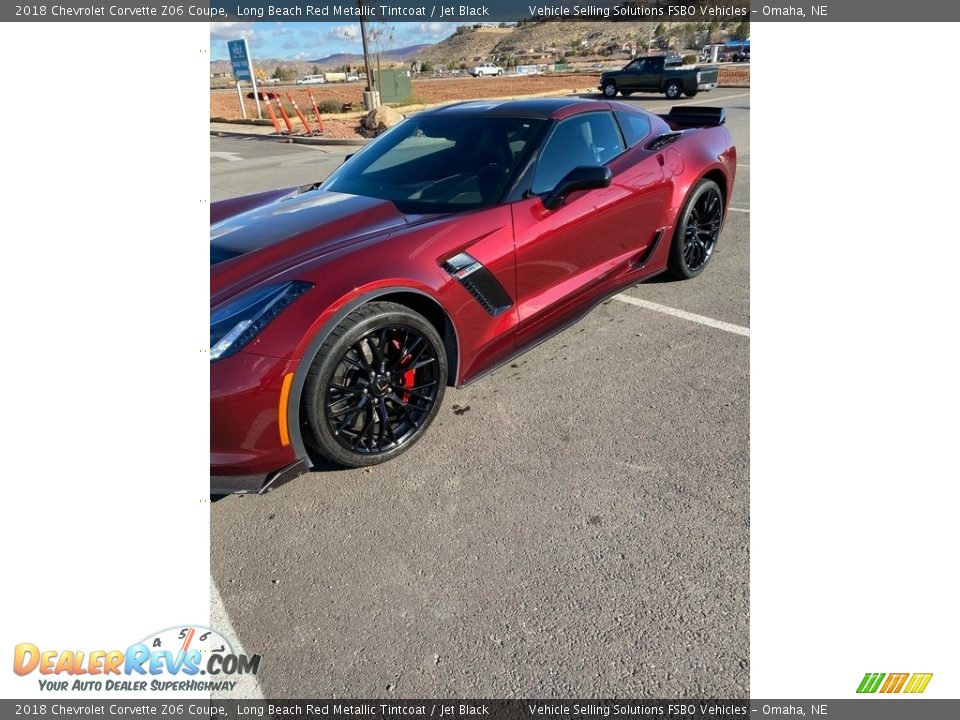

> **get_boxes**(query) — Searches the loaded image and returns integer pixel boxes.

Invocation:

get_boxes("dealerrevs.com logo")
[13,626,260,693]
[856,672,933,694]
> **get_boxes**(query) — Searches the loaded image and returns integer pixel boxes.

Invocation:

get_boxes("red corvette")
[211,98,736,493]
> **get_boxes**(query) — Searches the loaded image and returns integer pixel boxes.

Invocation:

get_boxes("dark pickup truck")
[598,55,719,100]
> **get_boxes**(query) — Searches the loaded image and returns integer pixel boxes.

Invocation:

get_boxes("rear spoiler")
[660,106,726,129]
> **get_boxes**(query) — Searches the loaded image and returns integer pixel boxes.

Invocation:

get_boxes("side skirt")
[457,265,667,388]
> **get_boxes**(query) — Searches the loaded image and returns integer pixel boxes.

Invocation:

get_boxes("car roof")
[423,97,613,120]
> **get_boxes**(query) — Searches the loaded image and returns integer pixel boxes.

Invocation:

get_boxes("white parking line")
[210,151,243,163]
[613,295,750,337]
[729,207,750,213]
[211,577,265,699]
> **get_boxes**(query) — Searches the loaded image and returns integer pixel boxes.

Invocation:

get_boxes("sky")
[210,21,459,61]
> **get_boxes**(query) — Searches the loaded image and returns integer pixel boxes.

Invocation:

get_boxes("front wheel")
[667,179,724,279]
[665,81,682,100]
[602,80,618,98]
[302,302,447,467]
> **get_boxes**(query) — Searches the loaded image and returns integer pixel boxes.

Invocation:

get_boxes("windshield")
[323,115,546,213]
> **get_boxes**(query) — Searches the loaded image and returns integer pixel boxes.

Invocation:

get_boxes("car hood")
[211,189,410,304]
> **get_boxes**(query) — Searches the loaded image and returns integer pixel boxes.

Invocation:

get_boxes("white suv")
[470,63,503,77]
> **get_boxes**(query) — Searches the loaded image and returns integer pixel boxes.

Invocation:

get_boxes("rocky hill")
[413,20,742,69]
[211,20,746,78]
[209,43,431,76]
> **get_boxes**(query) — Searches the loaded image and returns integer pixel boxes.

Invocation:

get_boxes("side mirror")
[543,165,612,210]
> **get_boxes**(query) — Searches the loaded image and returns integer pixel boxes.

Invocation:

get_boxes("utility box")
[377,69,412,105]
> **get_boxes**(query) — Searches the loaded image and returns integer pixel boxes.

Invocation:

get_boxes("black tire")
[302,301,447,467]
[497,70,503,76]
[601,80,618,98]
[685,89,699,98]
[667,179,724,279]
[664,81,682,100]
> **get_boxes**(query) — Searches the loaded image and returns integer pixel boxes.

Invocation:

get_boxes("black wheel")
[685,89,699,98]
[668,179,724,279]
[497,70,503,76]
[302,301,447,467]
[602,80,618,98]
[665,81,682,100]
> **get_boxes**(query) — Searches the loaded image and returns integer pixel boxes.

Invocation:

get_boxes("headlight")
[696,70,702,82]
[210,281,312,361]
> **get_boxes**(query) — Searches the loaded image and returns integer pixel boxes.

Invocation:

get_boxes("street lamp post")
[358,0,374,94]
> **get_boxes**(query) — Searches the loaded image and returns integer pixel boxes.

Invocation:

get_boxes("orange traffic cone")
[308,91,325,134]
[273,95,295,134]
[264,93,282,134]
[286,92,314,134]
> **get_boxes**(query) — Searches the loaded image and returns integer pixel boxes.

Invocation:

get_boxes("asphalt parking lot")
[211,88,750,698]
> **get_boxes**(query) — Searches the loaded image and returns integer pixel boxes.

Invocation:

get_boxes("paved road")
[211,88,750,698]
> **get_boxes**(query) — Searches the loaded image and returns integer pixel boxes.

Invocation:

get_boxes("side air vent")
[646,132,684,151]
[632,229,665,268]
[442,252,513,317]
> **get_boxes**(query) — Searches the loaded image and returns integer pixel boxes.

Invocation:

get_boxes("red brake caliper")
[391,339,416,403]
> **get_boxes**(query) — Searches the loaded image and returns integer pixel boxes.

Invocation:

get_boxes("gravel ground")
[211,67,749,122]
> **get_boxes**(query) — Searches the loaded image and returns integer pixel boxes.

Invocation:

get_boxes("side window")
[531,113,624,195]
[614,111,652,148]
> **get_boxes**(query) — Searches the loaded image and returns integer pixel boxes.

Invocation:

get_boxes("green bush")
[317,99,344,114]
[682,54,698,65]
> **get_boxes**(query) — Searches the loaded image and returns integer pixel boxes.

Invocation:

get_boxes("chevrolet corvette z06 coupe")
[211,98,736,494]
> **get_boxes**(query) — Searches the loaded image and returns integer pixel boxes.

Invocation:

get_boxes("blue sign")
[227,39,252,82]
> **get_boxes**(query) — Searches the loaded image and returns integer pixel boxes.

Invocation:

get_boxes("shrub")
[317,99,344,114]
[682,54,698,65]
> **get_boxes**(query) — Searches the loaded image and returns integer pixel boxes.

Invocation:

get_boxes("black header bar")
[2,700,960,720]
[6,0,960,22]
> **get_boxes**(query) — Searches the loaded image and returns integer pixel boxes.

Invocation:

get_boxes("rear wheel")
[602,80,618,98]
[665,81,682,100]
[302,302,447,467]
[668,179,724,279]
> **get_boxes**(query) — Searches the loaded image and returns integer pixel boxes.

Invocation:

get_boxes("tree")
[420,60,433,73]
[311,64,321,75]
[733,20,750,40]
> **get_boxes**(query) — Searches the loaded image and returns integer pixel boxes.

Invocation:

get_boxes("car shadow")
[646,273,685,284]
[575,92,673,103]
